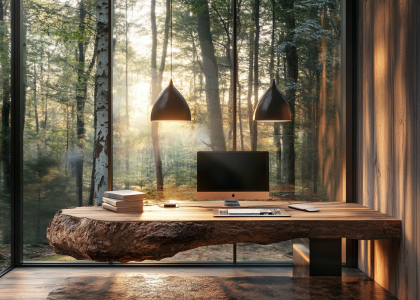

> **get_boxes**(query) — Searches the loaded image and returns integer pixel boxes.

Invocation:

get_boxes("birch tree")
[94,0,110,205]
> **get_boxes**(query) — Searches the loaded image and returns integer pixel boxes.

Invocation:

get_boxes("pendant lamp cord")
[170,0,173,79]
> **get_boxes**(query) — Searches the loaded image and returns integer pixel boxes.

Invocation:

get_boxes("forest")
[0,0,342,263]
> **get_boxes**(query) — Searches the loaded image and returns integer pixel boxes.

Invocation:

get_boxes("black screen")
[197,151,269,192]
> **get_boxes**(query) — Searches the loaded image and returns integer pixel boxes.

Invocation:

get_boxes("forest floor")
[23,244,78,262]
[157,241,293,263]
[0,241,293,265]
[0,244,11,271]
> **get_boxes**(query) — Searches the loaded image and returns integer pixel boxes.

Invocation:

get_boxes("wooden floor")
[0,267,396,299]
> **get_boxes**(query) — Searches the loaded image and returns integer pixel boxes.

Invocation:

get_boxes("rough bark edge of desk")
[47,208,401,263]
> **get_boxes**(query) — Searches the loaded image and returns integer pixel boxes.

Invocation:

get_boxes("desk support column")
[293,238,342,276]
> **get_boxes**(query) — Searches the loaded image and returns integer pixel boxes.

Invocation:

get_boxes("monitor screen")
[197,151,269,192]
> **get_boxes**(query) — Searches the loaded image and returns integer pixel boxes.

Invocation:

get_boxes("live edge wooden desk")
[47,201,401,276]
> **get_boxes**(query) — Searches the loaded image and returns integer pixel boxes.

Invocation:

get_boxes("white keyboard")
[219,208,282,216]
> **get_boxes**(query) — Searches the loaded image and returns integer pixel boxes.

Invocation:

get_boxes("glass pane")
[112,0,234,262]
[23,0,102,262]
[236,1,342,261]
[0,0,11,272]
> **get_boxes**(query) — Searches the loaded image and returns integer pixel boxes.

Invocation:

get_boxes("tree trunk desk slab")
[47,201,401,263]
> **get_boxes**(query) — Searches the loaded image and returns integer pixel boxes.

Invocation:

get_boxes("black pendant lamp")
[151,79,191,121]
[150,0,191,122]
[253,79,292,122]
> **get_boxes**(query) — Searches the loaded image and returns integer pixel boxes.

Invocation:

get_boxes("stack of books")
[101,190,145,213]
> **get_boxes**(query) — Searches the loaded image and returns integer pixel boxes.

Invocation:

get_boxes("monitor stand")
[224,199,240,207]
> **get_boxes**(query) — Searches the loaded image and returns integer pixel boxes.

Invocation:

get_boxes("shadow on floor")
[47,274,396,300]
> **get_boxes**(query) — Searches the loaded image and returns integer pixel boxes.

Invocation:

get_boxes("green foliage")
[23,155,74,244]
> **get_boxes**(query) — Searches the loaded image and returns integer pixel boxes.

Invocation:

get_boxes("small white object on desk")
[288,204,319,212]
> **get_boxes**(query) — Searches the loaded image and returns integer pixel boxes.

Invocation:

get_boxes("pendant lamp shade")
[151,79,191,121]
[253,79,292,122]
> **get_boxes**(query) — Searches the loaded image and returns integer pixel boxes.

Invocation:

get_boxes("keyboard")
[214,208,290,217]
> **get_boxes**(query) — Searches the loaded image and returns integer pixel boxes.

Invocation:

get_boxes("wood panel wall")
[356,0,419,299]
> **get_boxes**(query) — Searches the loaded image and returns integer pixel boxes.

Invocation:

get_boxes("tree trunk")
[0,0,11,244]
[151,0,163,190]
[211,2,233,143]
[247,30,254,151]
[89,43,99,206]
[33,63,40,155]
[269,0,275,82]
[157,0,170,90]
[124,0,130,189]
[196,0,226,151]
[317,8,328,195]
[238,83,244,151]
[76,3,98,206]
[274,123,281,183]
[280,0,297,186]
[75,1,87,206]
[312,72,320,193]
[251,0,260,151]
[88,109,97,205]
[94,0,111,205]
[276,41,280,83]
[22,21,27,130]
[270,0,281,183]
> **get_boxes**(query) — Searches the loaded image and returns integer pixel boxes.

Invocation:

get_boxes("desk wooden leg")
[293,238,342,276]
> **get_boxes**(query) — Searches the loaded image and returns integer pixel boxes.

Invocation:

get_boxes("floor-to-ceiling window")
[0,0,12,272]
[16,0,343,264]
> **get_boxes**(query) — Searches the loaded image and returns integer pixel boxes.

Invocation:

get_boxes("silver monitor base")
[224,199,240,207]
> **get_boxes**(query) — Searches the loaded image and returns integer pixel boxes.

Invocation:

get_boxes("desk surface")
[61,201,401,222]
[48,201,402,263]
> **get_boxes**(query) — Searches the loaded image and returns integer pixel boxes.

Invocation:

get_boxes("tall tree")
[195,0,226,151]
[251,0,259,151]
[210,2,233,143]
[150,0,170,192]
[157,0,170,91]
[124,0,130,189]
[94,0,111,205]
[238,83,244,150]
[280,0,297,186]
[0,0,11,244]
[269,0,275,82]
[75,1,87,206]
[76,1,97,206]
[270,0,281,183]
[247,29,254,151]
[88,41,98,206]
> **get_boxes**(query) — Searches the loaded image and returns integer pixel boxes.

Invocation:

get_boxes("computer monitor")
[196,151,269,206]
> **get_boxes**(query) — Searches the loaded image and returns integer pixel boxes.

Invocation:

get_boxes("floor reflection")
[46,274,396,299]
